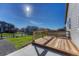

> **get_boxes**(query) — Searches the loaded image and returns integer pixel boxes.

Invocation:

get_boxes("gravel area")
[0,39,16,56]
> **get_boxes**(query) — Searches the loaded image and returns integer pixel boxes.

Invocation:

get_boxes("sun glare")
[24,5,32,17]
[26,6,30,12]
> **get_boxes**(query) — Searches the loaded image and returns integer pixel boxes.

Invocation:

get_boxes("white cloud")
[29,20,42,26]
[29,20,56,30]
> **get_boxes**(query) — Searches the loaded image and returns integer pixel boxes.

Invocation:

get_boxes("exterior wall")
[0,21,15,33]
[66,3,79,48]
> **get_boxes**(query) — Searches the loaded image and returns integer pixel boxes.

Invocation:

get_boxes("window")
[67,18,71,29]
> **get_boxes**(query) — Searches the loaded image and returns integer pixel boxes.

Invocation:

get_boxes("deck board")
[34,38,47,45]
[64,39,69,51]
[54,38,60,48]
[67,40,79,55]
[33,36,79,56]
[59,39,64,50]
[34,36,53,45]
[46,37,57,47]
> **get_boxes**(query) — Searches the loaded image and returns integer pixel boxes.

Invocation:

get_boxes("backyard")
[0,33,33,49]
[6,35,33,49]
[0,32,45,49]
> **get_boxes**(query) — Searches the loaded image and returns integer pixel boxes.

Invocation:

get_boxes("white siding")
[66,3,79,48]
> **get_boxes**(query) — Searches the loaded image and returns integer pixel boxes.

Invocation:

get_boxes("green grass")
[0,32,46,49]
[5,35,33,49]
[0,33,12,37]
[0,32,27,38]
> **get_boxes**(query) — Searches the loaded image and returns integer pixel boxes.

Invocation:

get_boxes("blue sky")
[0,3,66,30]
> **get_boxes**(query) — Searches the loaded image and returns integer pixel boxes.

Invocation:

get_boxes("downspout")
[65,3,69,38]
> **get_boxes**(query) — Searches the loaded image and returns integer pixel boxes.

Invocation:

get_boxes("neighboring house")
[65,3,79,48]
[0,21,15,33]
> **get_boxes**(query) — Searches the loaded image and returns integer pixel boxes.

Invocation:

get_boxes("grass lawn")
[0,33,12,37]
[5,35,33,49]
[0,32,45,49]
[0,32,26,37]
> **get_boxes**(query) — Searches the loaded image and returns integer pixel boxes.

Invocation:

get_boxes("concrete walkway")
[7,44,64,56]
[0,39,16,56]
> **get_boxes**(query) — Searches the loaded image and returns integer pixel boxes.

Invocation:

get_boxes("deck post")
[33,31,35,42]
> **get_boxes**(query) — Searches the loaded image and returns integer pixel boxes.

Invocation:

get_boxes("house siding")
[66,3,79,48]
[0,21,15,33]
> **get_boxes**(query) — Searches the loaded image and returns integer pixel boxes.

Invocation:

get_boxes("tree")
[26,26,39,35]
[57,27,66,31]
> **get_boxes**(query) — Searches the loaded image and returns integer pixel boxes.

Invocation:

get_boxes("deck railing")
[33,30,48,41]
[33,30,66,40]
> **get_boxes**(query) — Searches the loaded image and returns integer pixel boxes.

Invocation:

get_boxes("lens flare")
[24,4,32,17]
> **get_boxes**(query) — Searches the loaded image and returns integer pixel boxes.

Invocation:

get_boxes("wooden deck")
[33,36,79,56]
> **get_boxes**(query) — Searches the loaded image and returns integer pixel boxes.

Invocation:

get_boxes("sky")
[0,3,66,30]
